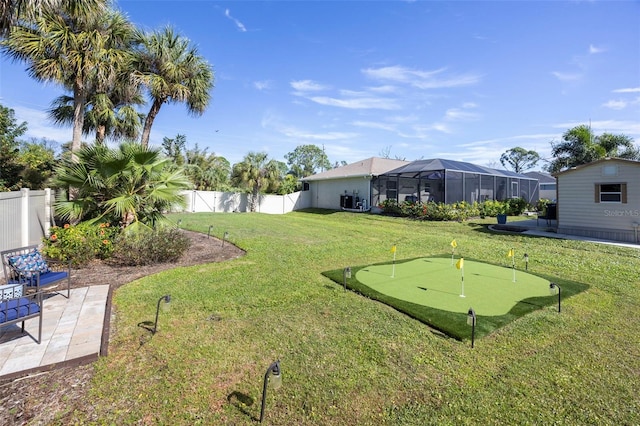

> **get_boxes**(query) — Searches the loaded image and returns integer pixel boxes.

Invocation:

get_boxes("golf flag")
[450,239,457,265]
[390,244,397,277]
[457,257,465,297]
[507,248,514,258]
[451,240,457,249]
[456,257,464,270]
[390,245,397,254]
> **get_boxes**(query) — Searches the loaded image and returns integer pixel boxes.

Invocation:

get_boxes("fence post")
[21,188,29,246]
[44,188,52,237]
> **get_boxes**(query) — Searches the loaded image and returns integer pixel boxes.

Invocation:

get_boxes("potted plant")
[496,202,508,224]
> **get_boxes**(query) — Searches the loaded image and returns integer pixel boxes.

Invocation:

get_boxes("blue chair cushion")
[20,271,68,287]
[0,297,41,323]
[8,249,50,278]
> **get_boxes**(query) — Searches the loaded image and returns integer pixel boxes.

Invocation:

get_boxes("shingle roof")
[524,171,556,183]
[301,157,409,181]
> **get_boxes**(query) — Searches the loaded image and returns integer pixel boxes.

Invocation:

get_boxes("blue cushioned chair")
[1,245,70,298]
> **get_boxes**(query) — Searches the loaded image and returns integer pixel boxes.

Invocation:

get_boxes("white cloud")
[602,99,628,110]
[225,9,247,32]
[613,87,640,93]
[350,121,397,131]
[309,96,400,110]
[11,106,71,143]
[444,108,479,121]
[551,71,582,82]
[290,80,329,92]
[589,44,605,54]
[362,65,481,89]
[253,80,272,91]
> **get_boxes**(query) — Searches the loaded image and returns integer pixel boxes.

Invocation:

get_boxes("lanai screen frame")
[372,160,539,207]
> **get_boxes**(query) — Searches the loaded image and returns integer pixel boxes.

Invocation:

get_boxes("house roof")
[301,157,409,181]
[553,157,640,177]
[383,158,536,180]
[524,171,556,183]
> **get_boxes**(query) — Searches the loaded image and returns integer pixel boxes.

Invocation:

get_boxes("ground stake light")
[549,282,561,313]
[222,231,229,247]
[343,266,351,291]
[524,253,529,271]
[260,360,282,423]
[208,225,213,239]
[467,308,476,348]
[152,294,171,334]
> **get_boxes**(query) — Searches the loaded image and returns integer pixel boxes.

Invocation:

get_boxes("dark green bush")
[109,228,191,266]
[506,197,528,215]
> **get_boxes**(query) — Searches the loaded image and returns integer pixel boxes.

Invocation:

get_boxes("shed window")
[595,183,627,203]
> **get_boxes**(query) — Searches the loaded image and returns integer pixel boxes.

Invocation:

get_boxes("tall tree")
[1,3,134,159]
[131,26,214,148]
[284,144,331,177]
[231,152,282,211]
[499,147,540,173]
[0,104,27,190]
[547,125,639,173]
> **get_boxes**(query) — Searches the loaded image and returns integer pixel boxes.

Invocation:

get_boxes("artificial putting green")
[356,257,549,316]
[323,256,588,341]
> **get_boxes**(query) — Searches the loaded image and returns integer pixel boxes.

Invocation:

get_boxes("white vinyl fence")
[181,190,312,214]
[0,189,54,252]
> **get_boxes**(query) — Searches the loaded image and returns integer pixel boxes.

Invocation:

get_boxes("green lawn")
[77,211,639,425]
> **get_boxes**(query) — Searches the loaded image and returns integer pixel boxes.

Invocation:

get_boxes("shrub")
[42,222,119,266]
[536,198,552,212]
[109,228,191,266]
[478,200,505,217]
[506,197,528,215]
[379,199,402,215]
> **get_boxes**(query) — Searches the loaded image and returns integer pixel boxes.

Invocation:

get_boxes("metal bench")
[1,245,70,298]
[0,283,43,344]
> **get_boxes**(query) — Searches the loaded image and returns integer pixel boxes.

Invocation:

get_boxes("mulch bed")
[0,230,245,425]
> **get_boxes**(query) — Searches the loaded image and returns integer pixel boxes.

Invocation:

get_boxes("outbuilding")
[555,158,640,244]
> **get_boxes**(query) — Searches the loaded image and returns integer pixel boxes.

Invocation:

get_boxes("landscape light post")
[343,267,351,291]
[524,253,529,271]
[549,282,561,313]
[208,225,213,239]
[260,360,282,423]
[222,231,229,247]
[467,308,476,348]
[153,294,171,334]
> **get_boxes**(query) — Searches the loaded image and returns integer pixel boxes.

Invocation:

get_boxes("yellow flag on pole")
[456,257,464,270]
[450,239,457,249]
[507,248,514,258]
[390,245,396,254]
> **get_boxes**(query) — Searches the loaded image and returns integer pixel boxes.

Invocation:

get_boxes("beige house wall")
[307,178,372,210]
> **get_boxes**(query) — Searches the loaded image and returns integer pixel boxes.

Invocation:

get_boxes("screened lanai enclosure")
[372,159,539,206]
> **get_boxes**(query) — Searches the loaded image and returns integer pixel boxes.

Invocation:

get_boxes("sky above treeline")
[1,0,638,171]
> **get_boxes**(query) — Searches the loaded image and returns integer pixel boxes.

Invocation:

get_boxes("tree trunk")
[72,84,87,163]
[96,125,106,145]
[140,98,163,148]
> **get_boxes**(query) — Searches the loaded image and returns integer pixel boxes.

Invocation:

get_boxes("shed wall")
[557,161,640,243]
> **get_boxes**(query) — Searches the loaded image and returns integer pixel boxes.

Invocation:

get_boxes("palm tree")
[231,152,282,212]
[131,26,214,148]
[1,0,106,36]
[54,143,191,230]
[1,4,134,159]
[547,125,639,173]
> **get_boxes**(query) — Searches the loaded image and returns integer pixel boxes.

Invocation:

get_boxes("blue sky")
[1,1,639,170]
